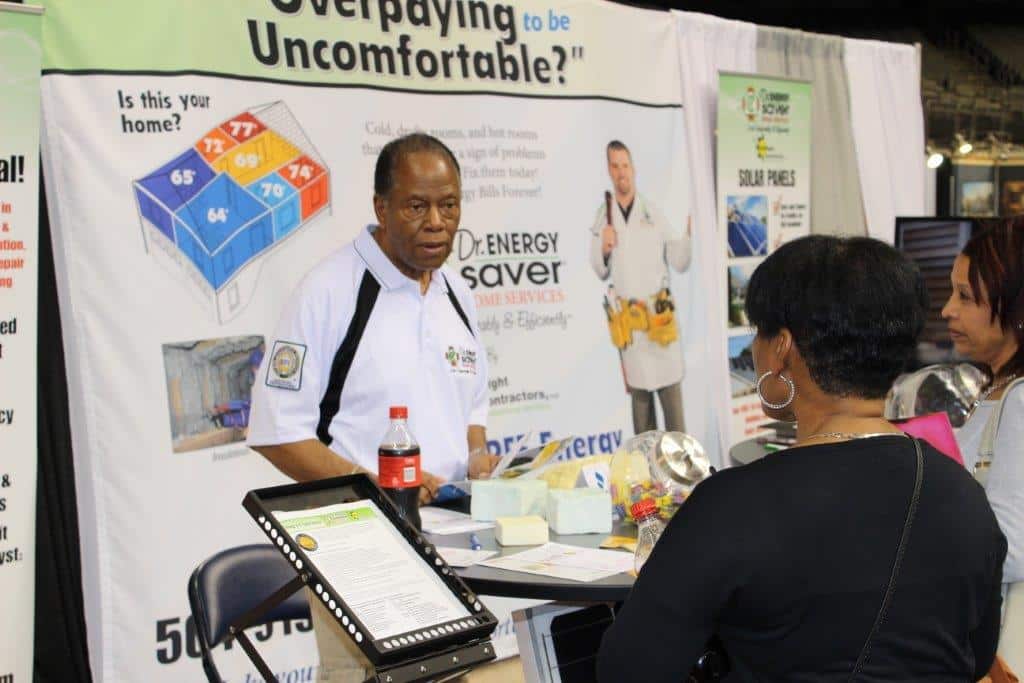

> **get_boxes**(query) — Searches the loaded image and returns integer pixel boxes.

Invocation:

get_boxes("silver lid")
[652,432,710,486]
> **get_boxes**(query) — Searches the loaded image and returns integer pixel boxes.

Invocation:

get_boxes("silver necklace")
[971,373,1019,411]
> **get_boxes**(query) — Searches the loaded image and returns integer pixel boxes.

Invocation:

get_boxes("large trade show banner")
[0,4,42,682]
[39,1,714,679]
[717,72,811,446]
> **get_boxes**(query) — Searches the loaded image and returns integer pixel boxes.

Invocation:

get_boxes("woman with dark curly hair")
[598,235,1005,682]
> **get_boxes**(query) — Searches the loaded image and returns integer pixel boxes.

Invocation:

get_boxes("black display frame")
[242,473,498,676]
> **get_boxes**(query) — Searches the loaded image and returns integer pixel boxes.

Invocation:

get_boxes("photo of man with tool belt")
[590,140,692,433]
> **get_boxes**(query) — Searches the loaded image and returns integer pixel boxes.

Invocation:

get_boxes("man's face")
[373,150,461,280]
[607,148,635,196]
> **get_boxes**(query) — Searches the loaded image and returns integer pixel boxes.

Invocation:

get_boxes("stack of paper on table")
[420,507,493,535]
[435,546,498,568]
[478,542,635,582]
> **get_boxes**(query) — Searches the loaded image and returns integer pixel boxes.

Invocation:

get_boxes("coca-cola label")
[378,451,422,488]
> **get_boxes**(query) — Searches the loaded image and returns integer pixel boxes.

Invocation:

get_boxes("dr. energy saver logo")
[445,344,478,374]
[486,429,624,458]
[452,228,565,306]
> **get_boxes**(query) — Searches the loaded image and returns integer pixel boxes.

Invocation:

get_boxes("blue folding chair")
[188,544,311,682]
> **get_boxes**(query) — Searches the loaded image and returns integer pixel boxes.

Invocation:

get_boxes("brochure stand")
[240,474,498,682]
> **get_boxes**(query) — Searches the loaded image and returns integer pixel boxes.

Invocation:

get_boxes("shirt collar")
[631,195,652,223]
[354,225,446,293]
[633,194,648,216]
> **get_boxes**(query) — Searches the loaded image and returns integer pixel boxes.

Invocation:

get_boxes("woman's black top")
[598,436,1006,682]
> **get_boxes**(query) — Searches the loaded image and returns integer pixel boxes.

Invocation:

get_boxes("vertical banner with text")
[716,72,811,447]
[0,3,43,682]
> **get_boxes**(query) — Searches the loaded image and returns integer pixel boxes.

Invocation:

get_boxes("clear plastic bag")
[885,362,987,428]
[610,431,711,523]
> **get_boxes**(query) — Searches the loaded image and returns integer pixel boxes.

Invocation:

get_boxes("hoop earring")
[756,371,795,410]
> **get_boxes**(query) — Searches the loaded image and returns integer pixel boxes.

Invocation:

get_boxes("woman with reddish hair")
[943,217,1024,596]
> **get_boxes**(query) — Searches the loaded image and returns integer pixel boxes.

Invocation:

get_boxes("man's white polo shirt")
[247,225,488,482]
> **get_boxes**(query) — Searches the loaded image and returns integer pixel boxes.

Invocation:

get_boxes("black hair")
[373,133,461,197]
[606,140,631,160]
[745,235,928,399]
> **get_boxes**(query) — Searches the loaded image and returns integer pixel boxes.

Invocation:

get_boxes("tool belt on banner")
[604,288,678,349]
[648,287,678,346]
[605,299,630,350]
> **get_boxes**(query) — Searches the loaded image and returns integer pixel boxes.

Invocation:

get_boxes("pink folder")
[892,413,964,465]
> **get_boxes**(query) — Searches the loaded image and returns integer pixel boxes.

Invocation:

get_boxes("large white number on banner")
[206,207,229,223]
[287,162,313,181]
[169,169,195,186]
[202,136,224,155]
[234,152,259,168]
[228,120,256,139]
[261,182,284,199]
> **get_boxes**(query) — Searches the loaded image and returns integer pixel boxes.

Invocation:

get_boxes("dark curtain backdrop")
[35,166,92,683]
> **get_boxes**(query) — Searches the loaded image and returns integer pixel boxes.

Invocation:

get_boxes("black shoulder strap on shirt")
[443,274,474,337]
[317,270,381,446]
[849,437,924,680]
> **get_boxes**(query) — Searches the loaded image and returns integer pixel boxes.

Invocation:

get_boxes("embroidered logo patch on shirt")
[445,345,477,375]
[266,341,307,390]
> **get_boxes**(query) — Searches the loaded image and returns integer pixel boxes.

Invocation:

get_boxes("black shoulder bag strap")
[849,437,925,680]
[442,273,474,337]
[316,270,380,445]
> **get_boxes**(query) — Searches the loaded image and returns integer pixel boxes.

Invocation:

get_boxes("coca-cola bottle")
[378,405,422,530]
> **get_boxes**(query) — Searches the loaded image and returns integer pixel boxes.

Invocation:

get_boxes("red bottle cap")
[630,498,657,521]
[389,406,408,419]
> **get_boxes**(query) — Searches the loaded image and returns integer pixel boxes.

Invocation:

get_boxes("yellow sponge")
[495,515,549,546]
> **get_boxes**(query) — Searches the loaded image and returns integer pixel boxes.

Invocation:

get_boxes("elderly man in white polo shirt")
[248,133,499,681]
[249,132,498,491]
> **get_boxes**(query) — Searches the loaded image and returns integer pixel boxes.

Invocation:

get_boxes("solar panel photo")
[727,194,768,257]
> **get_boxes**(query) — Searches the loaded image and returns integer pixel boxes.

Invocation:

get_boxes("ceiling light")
[927,151,944,169]
[955,133,973,155]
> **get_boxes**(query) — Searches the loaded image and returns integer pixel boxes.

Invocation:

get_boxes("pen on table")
[469,533,482,551]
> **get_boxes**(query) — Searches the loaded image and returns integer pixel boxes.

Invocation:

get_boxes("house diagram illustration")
[133,102,330,322]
